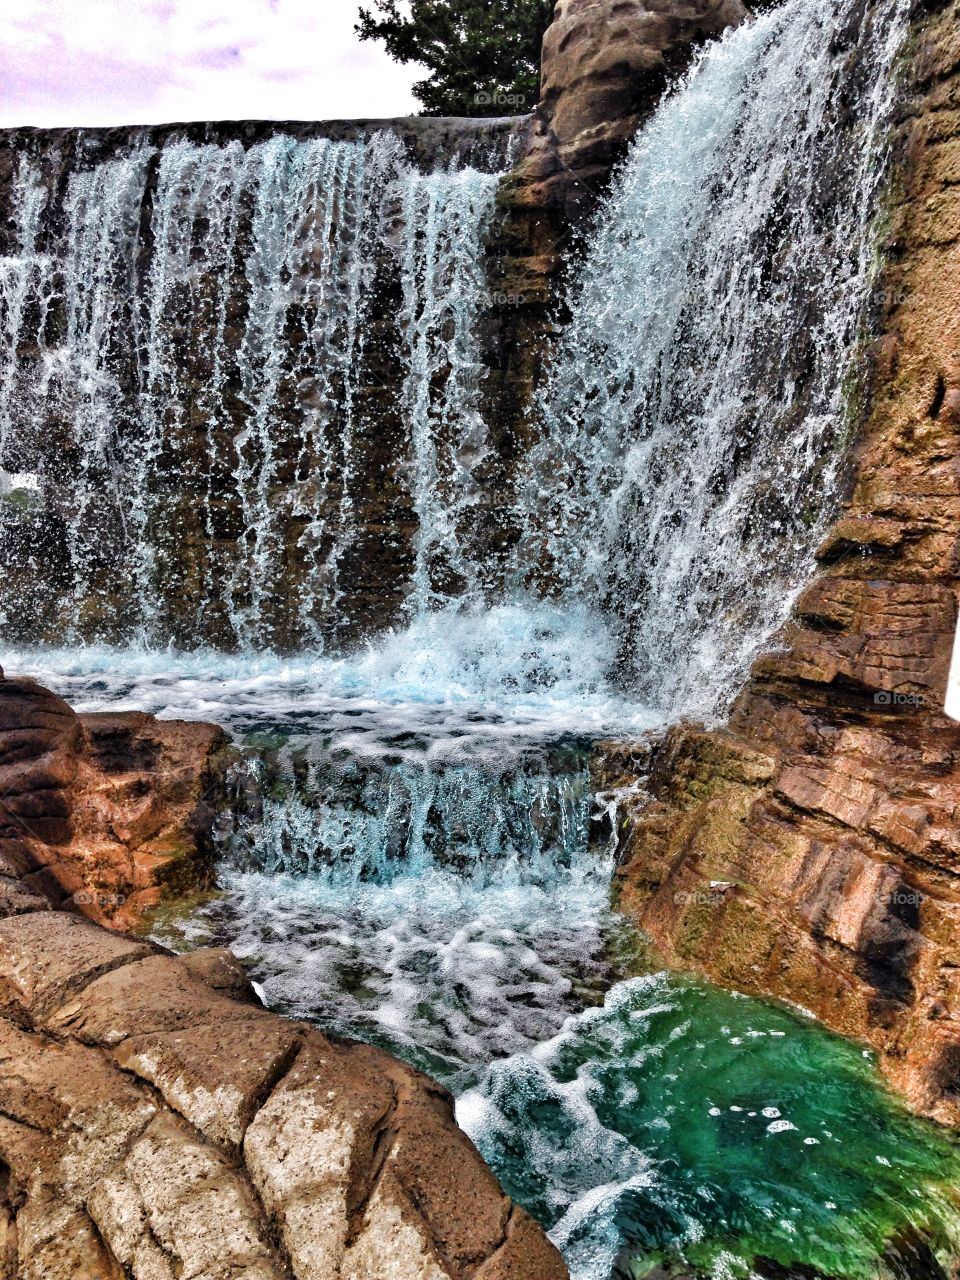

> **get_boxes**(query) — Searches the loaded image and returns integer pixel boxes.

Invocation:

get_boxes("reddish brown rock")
[0,669,226,928]
[611,0,960,1126]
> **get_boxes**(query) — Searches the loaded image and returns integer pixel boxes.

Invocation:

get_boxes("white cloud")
[0,0,424,127]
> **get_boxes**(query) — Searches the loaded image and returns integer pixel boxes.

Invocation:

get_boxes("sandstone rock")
[45,952,271,1044]
[0,911,153,1021]
[0,668,227,928]
[511,0,746,216]
[610,0,960,1126]
[179,945,264,1004]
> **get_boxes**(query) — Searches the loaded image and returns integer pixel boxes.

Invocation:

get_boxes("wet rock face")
[610,0,960,1126]
[0,670,226,928]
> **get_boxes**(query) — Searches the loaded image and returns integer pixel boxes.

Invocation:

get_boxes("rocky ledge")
[611,0,960,1126]
[0,670,226,929]
[0,670,567,1279]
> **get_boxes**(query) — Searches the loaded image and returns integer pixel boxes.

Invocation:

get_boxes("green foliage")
[356,0,553,117]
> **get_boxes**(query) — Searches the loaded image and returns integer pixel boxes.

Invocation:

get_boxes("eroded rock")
[514,0,747,213]
[0,668,226,928]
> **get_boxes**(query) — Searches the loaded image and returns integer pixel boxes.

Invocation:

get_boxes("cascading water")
[397,164,501,614]
[1,2,952,1279]
[519,0,909,718]
[0,0,905,705]
[0,130,503,649]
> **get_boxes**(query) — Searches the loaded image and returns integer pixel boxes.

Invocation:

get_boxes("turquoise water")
[460,975,960,1280]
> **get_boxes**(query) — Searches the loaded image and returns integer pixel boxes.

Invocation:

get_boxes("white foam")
[0,602,661,747]
[160,854,620,1089]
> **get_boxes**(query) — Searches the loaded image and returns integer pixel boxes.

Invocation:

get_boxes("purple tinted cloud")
[0,0,423,127]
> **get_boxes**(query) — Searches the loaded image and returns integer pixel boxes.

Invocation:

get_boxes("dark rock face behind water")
[0,118,526,650]
[0,5,747,653]
[612,0,960,1126]
[0,671,568,1280]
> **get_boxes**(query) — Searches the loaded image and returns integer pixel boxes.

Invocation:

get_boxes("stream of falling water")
[516,0,910,718]
[3,1,958,1279]
[0,130,503,649]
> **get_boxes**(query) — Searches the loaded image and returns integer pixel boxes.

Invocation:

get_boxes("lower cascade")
[4,0,960,1278]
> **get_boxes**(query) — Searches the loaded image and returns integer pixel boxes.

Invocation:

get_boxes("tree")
[356,0,554,118]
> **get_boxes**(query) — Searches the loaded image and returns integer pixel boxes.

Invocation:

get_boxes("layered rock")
[0,670,226,928]
[612,0,960,1125]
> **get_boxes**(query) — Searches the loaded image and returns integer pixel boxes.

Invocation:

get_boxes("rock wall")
[0,670,226,929]
[612,0,960,1125]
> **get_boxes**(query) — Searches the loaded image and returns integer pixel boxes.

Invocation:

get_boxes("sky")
[0,0,425,127]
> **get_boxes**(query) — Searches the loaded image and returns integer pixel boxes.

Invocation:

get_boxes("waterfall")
[0,7,937,1279]
[397,165,500,615]
[0,0,908,722]
[520,0,910,718]
[0,131,501,651]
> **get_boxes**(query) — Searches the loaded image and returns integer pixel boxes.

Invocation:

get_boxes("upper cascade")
[0,0,910,723]
[0,130,505,652]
